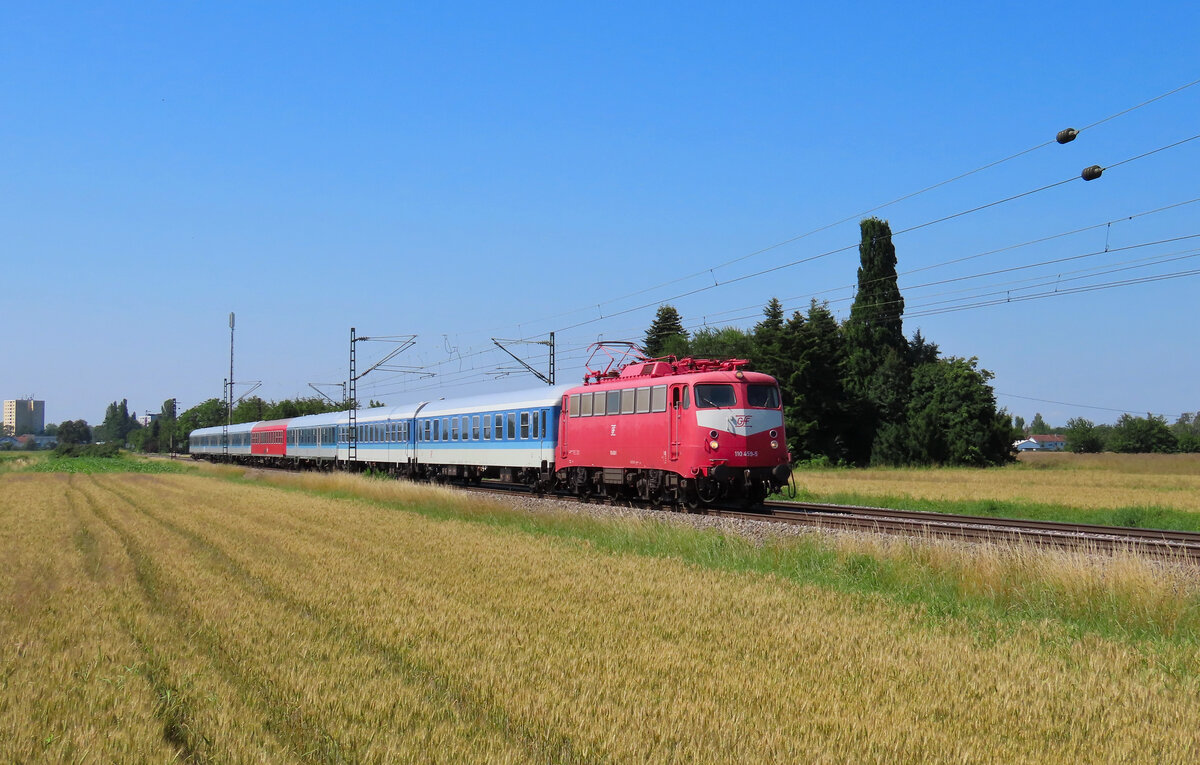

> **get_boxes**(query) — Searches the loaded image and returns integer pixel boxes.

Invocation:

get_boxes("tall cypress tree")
[842,218,910,464]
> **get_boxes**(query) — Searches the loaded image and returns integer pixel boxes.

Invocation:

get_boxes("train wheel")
[696,477,721,506]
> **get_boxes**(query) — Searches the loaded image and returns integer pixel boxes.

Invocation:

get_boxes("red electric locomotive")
[556,348,792,508]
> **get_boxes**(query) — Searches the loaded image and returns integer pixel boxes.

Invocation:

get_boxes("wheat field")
[3,469,1200,762]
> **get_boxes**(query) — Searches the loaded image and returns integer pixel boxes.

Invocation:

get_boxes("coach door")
[669,384,685,461]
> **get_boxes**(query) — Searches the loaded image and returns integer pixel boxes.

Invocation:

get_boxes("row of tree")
[643,217,1015,467]
[43,395,358,454]
[1062,414,1200,454]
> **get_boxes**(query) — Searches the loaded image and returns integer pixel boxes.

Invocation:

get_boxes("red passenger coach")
[557,356,792,507]
[251,419,290,457]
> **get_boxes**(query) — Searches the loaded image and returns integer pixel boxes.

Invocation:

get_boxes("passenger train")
[190,355,793,507]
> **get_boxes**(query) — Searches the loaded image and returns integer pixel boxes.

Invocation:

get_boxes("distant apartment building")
[3,399,45,435]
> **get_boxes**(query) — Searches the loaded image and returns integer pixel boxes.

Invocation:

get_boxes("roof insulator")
[1056,128,1079,144]
[1081,165,1104,181]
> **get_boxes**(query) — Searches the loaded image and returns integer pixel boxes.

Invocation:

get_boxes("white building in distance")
[3,399,45,435]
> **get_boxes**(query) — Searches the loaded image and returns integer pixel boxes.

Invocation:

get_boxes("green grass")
[24,452,195,475]
[786,488,1200,532]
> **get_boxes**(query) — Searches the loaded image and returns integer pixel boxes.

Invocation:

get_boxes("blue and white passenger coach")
[190,386,572,489]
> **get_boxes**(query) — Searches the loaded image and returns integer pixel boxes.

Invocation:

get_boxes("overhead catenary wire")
[541,132,1200,340]
[996,391,1183,419]
[357,84,1200,397]
[690,197,1200,328]
[364,126,1200,393]
[467,78,1200,337]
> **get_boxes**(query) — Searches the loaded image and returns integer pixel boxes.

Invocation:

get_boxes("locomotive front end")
[691,370,792,504]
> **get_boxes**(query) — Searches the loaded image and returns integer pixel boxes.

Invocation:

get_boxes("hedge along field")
[4,471,1200,762]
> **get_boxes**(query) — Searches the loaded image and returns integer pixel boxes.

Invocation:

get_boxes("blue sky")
[2,2,1198,428]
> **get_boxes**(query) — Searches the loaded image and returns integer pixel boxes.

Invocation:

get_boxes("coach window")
[507,413,517,439]
[471,415,479,439]
[621,388,636,415]
[451,418,459,441]
[483,415,492,440]
[650,385,667,413]
[462,416,470,440]
[635,387,651,414]
[520,412,530,439]
[494,414,504,439]
[540,411,546,439]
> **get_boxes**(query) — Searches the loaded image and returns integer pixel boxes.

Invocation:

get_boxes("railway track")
[210,463,1200,562]
[461,481,1200,562]
[722,500,1200,561]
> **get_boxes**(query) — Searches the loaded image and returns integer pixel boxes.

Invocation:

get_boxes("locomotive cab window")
[695,384,736,409]
[747,385,781,409]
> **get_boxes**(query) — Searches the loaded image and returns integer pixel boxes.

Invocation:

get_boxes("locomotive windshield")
[694,384,737,408]
[747,384,781,409]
